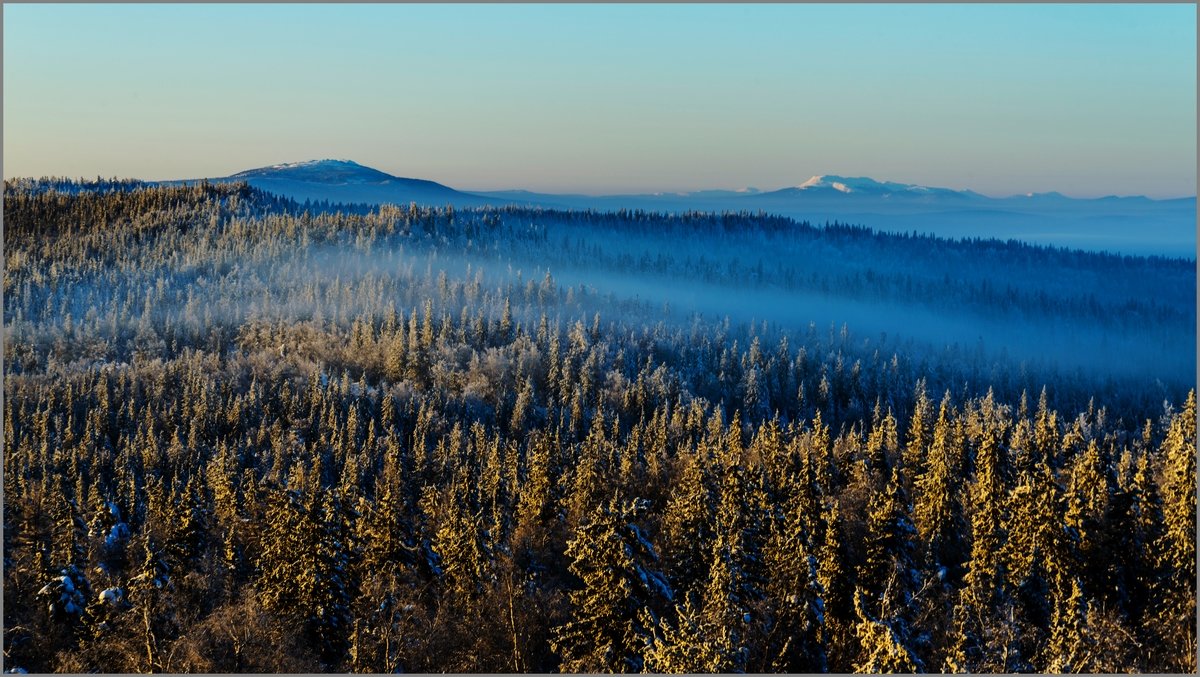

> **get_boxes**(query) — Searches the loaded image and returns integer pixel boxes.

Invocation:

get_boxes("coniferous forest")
[3,179,1196,673]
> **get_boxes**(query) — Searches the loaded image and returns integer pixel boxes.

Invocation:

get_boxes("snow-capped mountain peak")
[798,175,856,192]
[797,175,916,193]
[790,174,965,198]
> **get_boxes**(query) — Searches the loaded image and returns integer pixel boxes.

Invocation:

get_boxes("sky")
[4,4,1196,197]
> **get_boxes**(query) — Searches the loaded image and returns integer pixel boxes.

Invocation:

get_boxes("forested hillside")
[3,180,1195,672]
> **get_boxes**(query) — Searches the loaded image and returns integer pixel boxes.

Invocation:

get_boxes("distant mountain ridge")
[190,159,507,208]
[167,159,1195,257]
[231,159,399,184]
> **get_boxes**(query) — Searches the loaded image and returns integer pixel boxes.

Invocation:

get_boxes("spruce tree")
[641,596,726,673]
[1151,389,1197,672]
[851,588,924,673]
[550,497,670,673]
[657,454,713,600]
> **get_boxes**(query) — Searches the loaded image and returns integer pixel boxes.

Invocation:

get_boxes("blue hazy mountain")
[744,176,1197,257]
[482,174,1195,258]
[188,161,1195,257]
[191,159,510,208]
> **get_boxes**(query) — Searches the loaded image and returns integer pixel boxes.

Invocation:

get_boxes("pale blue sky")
[4,3,1195,197]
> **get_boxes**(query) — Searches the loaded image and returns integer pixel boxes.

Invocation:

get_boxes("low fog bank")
[480,192,1197,259]
[295,241,1195,391]
[508,261,1195,388]
[787,210,1198,259]
[286,198,1196,388]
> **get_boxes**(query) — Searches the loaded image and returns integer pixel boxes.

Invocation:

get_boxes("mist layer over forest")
[3,180,1195,673]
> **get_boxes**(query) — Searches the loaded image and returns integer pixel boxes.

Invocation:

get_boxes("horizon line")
[4,159,1197,202]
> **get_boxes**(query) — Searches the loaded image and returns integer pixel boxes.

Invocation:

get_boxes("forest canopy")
[3,180,1195,672]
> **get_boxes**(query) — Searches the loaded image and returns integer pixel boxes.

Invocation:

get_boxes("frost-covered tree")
[657,453,713,600]
[1150,389,1197,672]
[551,497,670,673]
